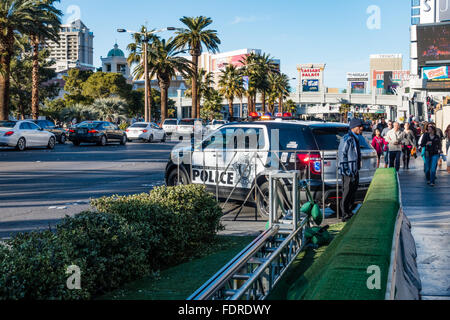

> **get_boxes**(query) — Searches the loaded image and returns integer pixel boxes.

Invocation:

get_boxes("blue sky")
[57,0,412,89]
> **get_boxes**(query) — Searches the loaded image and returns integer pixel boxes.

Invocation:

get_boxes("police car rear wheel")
[256,181,270,220]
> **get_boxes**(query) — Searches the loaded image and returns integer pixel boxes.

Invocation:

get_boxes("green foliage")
[0,185,223,300]
[200,89,223,121]
[56,212,148,296]
[63,69,94,106]
[9,42,59,119]
[81,72,132,101]
[91,184,224,269]
[0,230,89,300]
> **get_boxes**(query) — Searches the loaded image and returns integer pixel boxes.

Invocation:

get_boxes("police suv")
[165,121,377,219]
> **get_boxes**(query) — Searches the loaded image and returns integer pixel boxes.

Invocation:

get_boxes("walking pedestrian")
[371,129,388,168]
[420,124,443,186]
[338,118,364,222]
[381,121,393,168]
[385,122,405,172]
[445,124,450,156]
[402,122,417,170]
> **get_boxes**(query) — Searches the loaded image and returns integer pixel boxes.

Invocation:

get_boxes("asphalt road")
[0,140,267,239]
[0,140,176,238]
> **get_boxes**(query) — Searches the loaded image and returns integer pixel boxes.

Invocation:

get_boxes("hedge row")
[0,185,223,300]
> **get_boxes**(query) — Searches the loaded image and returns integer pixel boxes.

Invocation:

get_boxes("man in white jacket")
[385,122,405,172]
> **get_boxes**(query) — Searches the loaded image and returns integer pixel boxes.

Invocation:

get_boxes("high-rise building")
[45,19,95,73]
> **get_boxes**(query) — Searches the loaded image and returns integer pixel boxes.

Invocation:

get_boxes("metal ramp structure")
[188,171,312,301]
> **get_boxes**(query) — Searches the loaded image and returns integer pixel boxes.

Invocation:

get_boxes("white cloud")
[231,15,271,25]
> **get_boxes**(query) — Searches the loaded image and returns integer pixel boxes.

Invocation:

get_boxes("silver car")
[0,120,56,151]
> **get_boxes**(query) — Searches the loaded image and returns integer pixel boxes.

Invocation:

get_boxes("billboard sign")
[212,54,248,72]
[300,68,322,79]
[439,0,450,22]
[302,79,319,92]
[420,0,437,24]
[417,23,450,66]
[372,70,410,94]
[422,66,450,80]
[351,82,366,94]
[346,72,369,82]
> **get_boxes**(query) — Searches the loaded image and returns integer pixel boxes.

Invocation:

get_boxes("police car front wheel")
[167,169,189,186]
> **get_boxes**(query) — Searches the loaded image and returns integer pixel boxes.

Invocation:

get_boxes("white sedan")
[126,122,166,143]
[0,120,56,151]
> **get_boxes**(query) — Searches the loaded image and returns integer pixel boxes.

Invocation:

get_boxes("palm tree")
[91,97,128,123]
[267,73,291,114]
[254,53,279,114]
[184,68,214,116]
[240,53,259,115]
[218,65,243,121]
[127,26,159,122]
[0,0,37,120]
[134,38,192,123]
[59,104,98,123]
[0,0,60,120]
[29,0,61,120]
[173,16,220,119]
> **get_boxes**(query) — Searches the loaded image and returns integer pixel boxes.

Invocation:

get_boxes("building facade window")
[411,17,420,25]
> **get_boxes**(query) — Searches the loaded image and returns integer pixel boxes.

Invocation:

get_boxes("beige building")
[369,54,403,92]
[45,19,95,73]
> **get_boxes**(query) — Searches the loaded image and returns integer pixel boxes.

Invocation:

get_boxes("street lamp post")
[117,27,181,123]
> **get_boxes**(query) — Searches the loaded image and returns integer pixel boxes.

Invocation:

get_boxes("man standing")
[385,122,405,172]
[338,118,364,222]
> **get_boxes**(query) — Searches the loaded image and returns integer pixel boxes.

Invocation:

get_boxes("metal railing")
[188,171,311,300]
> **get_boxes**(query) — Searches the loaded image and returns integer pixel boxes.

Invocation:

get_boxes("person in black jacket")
[420,124,442,187]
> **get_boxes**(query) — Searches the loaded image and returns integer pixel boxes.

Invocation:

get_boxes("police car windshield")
[312,127,372,150]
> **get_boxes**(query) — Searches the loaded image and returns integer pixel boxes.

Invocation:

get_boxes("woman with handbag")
[402,122,417,170]
[420,125,443,187]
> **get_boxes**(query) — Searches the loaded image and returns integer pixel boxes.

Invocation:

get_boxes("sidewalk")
[399,157,450,300]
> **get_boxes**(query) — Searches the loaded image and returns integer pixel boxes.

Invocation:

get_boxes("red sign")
[301,68,321,78]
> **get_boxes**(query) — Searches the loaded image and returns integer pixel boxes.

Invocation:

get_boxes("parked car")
[126,122,166,143]
[165,121,377,219]
[68,121,127,146]
[206,120,229,133]
[176,119,205,137]
[0,120,56,151]
[161,119,179,136]
[32,119,67,144]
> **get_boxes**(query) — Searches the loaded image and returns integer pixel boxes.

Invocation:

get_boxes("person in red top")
[372,129,388,168]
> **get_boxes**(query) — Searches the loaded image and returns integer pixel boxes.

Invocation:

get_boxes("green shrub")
[0,185,223,300]
[0,231,89,300]
[0,212,148,300]
[90,184,224,268]
[56,211,148,296]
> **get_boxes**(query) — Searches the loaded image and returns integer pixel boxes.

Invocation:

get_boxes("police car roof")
[227,120,349,129]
